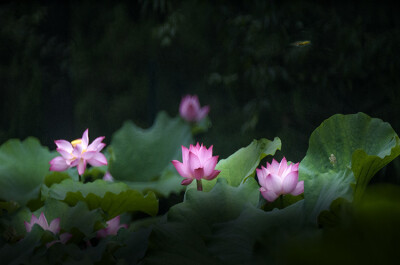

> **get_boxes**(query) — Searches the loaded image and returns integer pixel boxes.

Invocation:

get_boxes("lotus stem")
[196,179,203,191]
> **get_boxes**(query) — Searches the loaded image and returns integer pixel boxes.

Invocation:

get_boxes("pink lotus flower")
[172,143,220,187]
[103,171,114,182]
[97,216,128,238]
[256,157,304,202]
[24,212,61,234]
[24,212,72,248]
[49,129,108,175]
[179,95,210,122]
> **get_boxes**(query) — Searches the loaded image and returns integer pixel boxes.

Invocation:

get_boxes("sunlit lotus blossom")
[49,129,108,175]
[97,216,128,238]
[172,143,220,187]
[179,95,210,122]
[24,212,71,248]
[256,157,304,202]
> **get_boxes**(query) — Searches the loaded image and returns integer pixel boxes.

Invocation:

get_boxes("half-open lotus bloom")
[24,212,61,234]
[256,157,304,202]
[172,143,221,185]
[179,95,210,122]
[49,129,108,175]
[97,216,128,238]
[24,212,72,248]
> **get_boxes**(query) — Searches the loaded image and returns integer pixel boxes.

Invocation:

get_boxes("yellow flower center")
[71,139,82,147]
[71,138,87,156]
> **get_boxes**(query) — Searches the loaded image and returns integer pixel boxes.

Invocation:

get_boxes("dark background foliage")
[1,0,399,174]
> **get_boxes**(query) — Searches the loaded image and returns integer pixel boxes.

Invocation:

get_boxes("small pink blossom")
[257,157,304,202]
[24,212,71,248]
[24,212,61,234]
[97,216,128,238]
[172,143,220,185]
[49,129,108,175]
[179,95,210,122]
[103,171,114,182]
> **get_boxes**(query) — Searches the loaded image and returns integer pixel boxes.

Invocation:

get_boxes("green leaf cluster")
[0,138,55,205]
[109,111,193,196]
[143,112,400,264]
[300,112,400,222]
[1,112,400,264]
[42,179,158,218]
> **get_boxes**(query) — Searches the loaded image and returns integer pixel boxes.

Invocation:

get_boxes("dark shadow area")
[1,0,399,170]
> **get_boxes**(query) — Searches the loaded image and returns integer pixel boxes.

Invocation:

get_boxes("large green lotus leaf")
[4,199,102,237]
[300,113,400,223]
[41,179,129,199]
[65,190,158,219]
[352,147,400,202]
[59,223,152,264]
[173,178,260,233]
[42,179,158,218]
[145,223,222,265]
[145,178,260,264]
[36,199,103,236]
[45,224,151,264]
[108,111,192,182]
[0,225,44,265]
[0,138,55,205]
[44,172,71,187]
[29,232,115,264]
[31,244,93,265]
[208,200,305,264]
[197,138,281,192]
[112,227,153,264]
[33,230,129,265]
[0,201,20,215]
[3,207,33,236]
[124,165,186,197]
